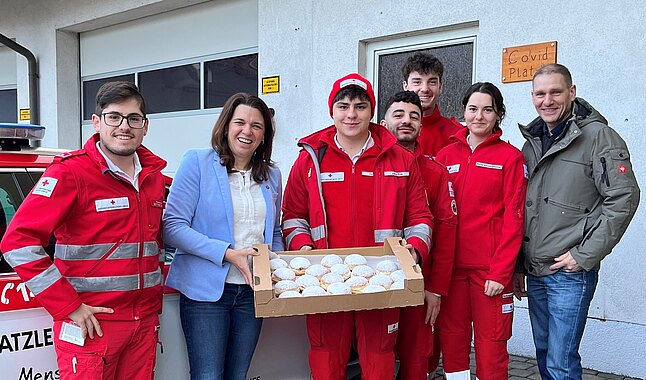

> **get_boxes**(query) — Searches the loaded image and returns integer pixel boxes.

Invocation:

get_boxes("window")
[365,25,477,122]
[0,89,17,123]
[139,64,200,114]
[82,74,135,120]
[205,53,258,109]
[0,172,32,273]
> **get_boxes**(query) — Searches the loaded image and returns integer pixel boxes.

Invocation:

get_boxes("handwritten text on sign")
[502,41,557,83]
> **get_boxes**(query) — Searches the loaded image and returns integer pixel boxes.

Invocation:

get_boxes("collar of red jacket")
[84,133,167,174]
[450,126,503,149]
[298,123,398,153]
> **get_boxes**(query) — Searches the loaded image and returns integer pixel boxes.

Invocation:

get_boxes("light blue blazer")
[163,148,283,302]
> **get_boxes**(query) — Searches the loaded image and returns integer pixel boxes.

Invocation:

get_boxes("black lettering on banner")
[19,367,61,380]
[0,328,54,354]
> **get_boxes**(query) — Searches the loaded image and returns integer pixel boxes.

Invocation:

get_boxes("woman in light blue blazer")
[164,93,283,380]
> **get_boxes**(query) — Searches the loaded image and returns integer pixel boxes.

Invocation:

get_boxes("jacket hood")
[297,123,398,152]
[521,97,607,137]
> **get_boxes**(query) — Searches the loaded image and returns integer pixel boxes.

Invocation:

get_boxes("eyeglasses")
[101,112,147,129]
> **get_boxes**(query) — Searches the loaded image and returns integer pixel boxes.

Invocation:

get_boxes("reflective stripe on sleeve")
[310,225,326,241]
[404,224,432,250]
[3,245,50,268]
[374,229,404,243]
[283,218,310,230]
[55,242,160,260]
[67,267,162,292]
[26,264,63,295]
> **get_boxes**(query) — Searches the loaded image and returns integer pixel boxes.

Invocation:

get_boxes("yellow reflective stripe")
[3,245,49,267]
[26,264,63,295]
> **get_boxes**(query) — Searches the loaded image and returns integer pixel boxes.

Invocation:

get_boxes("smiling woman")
[163,92,283,380]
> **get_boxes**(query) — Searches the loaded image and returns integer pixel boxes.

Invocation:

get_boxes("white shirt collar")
[334,131,374,164]
[96,141,142,191]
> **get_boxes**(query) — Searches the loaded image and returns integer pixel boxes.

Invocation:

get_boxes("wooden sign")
[262,76,280,94]
[502,41,557,83]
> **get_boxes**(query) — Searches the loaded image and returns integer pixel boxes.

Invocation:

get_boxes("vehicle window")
[0,172,26,273]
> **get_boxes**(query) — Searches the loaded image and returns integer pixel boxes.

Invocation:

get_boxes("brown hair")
[211,93,275,182]
[533,64,573,88]
[95,81,146,116]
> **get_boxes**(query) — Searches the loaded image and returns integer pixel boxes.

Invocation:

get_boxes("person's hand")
[300,245,313,251]
[484,280,504,297]
[424,291,441,326]
[512,273,526,300]
[404,243,419,263]
[224,248,259,286]
[68,303,114,339]
[549,251,582,272]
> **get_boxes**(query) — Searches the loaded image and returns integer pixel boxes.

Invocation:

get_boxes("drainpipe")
[0,33,39,125]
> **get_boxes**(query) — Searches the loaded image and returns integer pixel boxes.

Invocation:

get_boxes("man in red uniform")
[402,52,462,376]
[1,81,167,380]
[402,52,462,158]
[282,73,433,380]
[382,91,457,379]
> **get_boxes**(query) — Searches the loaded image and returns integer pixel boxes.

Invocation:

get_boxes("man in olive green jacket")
[513,64,640,380]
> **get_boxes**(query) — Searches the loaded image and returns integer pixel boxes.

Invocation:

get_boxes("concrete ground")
[431,352,644,380]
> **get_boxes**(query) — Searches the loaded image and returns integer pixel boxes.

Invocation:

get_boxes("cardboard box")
[252,237,424,318]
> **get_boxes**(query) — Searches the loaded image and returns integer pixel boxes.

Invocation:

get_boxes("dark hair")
[385,91,422,114]
[211,93,275,182]
[402,52,444,82]
[462,82,506,130]
[95,81,146,116]
[533,63,573,88]
[332,86,370,105]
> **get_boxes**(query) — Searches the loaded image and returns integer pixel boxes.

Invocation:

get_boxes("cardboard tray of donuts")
[252,237,424,318]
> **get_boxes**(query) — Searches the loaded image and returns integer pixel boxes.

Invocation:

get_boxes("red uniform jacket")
[418,105,463,158]
[282,124,433,261]
[415,146,457,295]
[1,134,167,321]
[435,128,527,286]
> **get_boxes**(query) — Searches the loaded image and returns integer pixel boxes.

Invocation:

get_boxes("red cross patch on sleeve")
[32,177,58,198]
[619,165,627,174]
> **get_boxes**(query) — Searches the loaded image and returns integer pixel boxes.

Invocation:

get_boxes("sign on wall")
[502,41,557,83]
[262,76,280,94]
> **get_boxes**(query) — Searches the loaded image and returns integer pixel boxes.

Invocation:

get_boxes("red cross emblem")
[41,179,49,186]
[111,199,116,205]
[327,173,333,178]
[619,165,627,174]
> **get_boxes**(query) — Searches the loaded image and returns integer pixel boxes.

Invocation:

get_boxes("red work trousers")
[438,269,513,380]
[395,304,434,379]
[53,315,160,380]
[307,308,400,380]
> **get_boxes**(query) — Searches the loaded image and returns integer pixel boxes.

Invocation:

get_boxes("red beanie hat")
[328,73,376,118]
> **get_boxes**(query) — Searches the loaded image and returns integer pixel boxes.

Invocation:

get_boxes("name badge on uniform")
[361,171,374,177]
[475,162,503,170]
[447,181,455,197]
[95,197,130,212]
[502,303,514,314]
[320,172,344,182]
[32,177,58,198]
[384,171,409,177]
[447,164,460,174]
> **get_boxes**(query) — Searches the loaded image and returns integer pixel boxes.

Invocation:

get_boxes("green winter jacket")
[519,98,640,276]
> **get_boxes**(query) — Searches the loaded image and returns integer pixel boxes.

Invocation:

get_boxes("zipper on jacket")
[600,157,610,187]
[84,239,125,276]
[135,191,145,319]
[351,164,357,247]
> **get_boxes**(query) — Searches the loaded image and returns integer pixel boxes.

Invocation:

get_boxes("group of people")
[0,52,639,380]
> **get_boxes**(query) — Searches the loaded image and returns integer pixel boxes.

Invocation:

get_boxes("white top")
[96,142,142,191]
[226,170,266,284]
[334,131,374,164]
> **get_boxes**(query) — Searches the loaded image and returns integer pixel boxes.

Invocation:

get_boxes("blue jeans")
[180,283,262,380]
[527,270,598,380]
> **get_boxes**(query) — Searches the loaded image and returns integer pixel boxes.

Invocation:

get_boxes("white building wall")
[0,46,17,87]
[258,0,646,377]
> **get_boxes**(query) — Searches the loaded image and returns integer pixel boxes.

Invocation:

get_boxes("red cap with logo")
[328,73,376,118]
